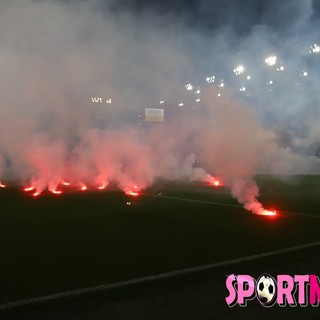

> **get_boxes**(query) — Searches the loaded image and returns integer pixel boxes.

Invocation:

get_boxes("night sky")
[106,0,320,36]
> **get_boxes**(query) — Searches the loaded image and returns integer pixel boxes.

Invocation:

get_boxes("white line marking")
[280,210,320,219]
[144,193,243,208]
[1,241,319,311]
[144,194,320,218]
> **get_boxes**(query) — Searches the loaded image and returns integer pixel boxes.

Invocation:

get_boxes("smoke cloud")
[0,0,319,212]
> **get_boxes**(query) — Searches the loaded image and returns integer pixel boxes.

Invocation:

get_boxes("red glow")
[97,182,109,190]
[124,184,140,196]
[51,189,62,195]
[125,190,139,197]
[261,209,277,216]
[210,179,223,187]
[24,186,35,192]
[126,190,139,197]
[33,191,41,197]
[0,182,5,188]
[62,181,70,186]
[80,183,87,191]
[206,175,223,187]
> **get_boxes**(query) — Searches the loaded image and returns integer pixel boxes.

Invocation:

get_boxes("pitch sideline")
[144,193,320,218]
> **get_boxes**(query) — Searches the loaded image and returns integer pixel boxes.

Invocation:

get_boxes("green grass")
[0,175,320,304]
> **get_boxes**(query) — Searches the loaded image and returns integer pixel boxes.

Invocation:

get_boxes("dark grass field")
[0,175,319,319]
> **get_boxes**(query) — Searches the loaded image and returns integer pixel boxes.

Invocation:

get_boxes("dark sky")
[107,0,319,36]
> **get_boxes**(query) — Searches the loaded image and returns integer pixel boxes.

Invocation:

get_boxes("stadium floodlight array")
[233,65,245,75]
[185,83,193,91]
[265,56,277,66]
[309,43,320,54]
[206,76,215,84]
[89,41,319,110]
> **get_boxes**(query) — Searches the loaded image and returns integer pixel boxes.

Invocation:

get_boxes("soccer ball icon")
[256,274,276,305]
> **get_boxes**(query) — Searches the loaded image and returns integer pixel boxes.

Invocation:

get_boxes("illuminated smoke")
[0,0,319,214]
[231,179,264,214]
[80,183,88,191]
[0,155,4,187]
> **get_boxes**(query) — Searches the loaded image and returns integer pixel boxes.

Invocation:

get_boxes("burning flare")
[80,183,88,191]
[204,174,223,187]
[24,186,35,192]
[50,188,62,195]
[124,185,139,196]
[260,209,277,216]
[97,181,109,190]
[0,181,6,188]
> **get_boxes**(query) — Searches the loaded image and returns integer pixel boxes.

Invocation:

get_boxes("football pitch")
[0,175,319,318]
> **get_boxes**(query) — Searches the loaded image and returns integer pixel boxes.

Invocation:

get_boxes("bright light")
[106,98,112,104]
[205,175,223,187]
[309,43,320,54]
[0,182,5,188]
[206,76,215,84]
[233,65,244,75]
[80,183,87,191]
[185,83,193,91]
[98,182,109,190]
[261,210,277,216]
[239,86,246,92]
[160,100,165,104]
[91,97,103,103]
[24,186,35,192]
[178,101,184,107]
[246,75,251,80]
[125,189,139,197]
[51,189,62,195]
[267,80,273,85]
[124,185,139,197]
[217,93,221,97]
[195,88,201,94]
[196,98,201,103]
[300,71,308,77]
[218,81,225,88]
[62,181,70,186]
[276,66,284,71]
[265,56,277,66]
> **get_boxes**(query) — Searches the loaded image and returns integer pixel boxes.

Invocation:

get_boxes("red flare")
[123,185,139,197]
[125,190,139,197]
[33,191,41,197]
[261,209,277,216]
[210,179,223,187]
[206,175,223,187]
[80,183,87,191]
[62,181,70,186]
[97,182,109,190]
[24,186,35,192]
[51,189,62,195]
[0,182,5,188]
